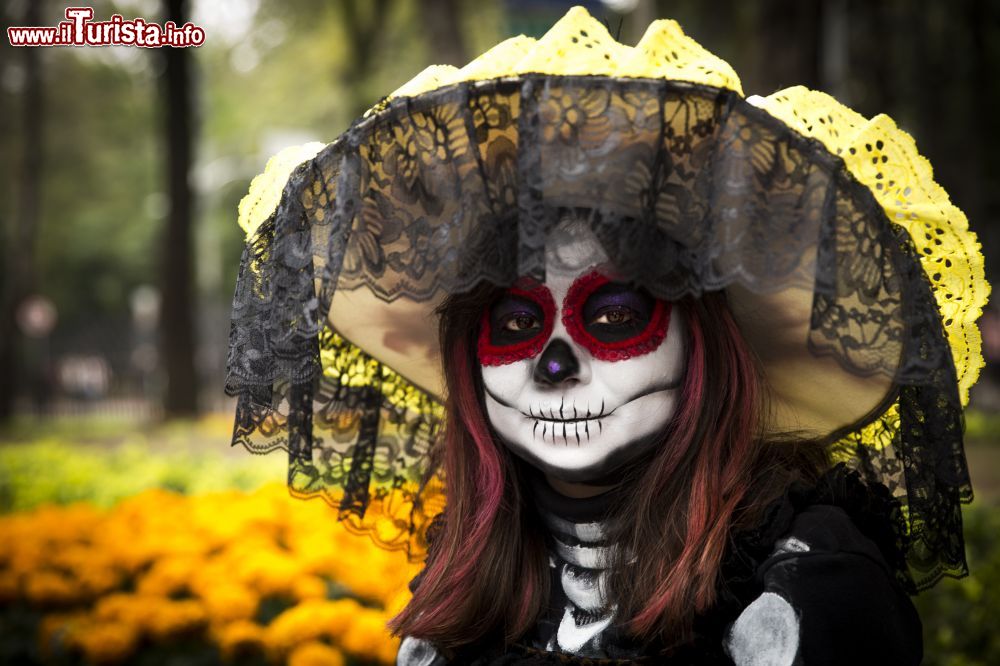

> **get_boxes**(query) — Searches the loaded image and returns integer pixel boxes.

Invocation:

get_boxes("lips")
[524,399,607,423]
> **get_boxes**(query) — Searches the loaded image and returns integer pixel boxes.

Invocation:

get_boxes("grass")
[0,413,283,513]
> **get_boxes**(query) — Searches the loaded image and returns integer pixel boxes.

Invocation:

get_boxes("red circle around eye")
[561,271,671,361]
[477,283,556,366]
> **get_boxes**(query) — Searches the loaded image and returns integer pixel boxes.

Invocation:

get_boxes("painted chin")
[484,390,677,482]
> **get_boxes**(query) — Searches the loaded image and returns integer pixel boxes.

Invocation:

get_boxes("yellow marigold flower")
[68,621,140,665]
[217,619,268,660]
[265,599,360,654]
[322,599,359,639]
[24,570,83,606]
[384,587,413,617]
[238,547,306,597]
[339,610,396,657]
[292,575,329,601]
[288,538,339,576]
[288,641,346,666]
[199,582,260,623]
[190,556,256,599]
[201,582,260,621]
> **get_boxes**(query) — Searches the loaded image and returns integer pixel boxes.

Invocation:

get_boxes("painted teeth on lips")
[525,399,607,422]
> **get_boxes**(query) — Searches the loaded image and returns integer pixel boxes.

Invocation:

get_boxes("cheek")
[591,309,686,394]
[481,360,532,398]
[614,391,678,433]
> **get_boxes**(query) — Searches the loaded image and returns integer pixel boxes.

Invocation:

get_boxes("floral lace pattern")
[226,77,972,588]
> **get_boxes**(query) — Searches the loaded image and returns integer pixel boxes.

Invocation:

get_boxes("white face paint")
[479,222,687,483]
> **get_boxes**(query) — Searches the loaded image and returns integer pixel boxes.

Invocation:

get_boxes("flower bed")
[0,485,418,665]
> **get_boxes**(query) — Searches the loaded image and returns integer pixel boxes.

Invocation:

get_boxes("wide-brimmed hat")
[226,6,988,592]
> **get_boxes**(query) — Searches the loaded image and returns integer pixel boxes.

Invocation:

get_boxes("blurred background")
[0,0,998,664]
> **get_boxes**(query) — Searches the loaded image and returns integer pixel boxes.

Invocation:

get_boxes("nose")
[533,339,581,385]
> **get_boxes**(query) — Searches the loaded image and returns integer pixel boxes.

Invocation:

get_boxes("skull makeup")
[479,222,687,483]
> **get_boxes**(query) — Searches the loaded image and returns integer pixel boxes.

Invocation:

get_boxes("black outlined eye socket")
[582,281,655,343]
[491,296,544,344]
[562,271,670,361]
[478,284,556,366]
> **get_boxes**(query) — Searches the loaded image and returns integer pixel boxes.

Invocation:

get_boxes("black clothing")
[523,468,644,658]
[399,465,922,665]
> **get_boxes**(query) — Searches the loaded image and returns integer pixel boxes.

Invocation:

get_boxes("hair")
[388,285,828,652]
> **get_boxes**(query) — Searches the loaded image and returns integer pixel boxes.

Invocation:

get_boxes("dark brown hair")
[389,286,827,651]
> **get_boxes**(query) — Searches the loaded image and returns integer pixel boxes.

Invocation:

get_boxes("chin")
[508,441,619,484]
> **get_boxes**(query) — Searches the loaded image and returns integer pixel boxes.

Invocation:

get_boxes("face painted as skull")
[479,223,687,483]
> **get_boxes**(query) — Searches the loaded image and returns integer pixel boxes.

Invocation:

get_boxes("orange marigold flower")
[0,570,21,603]
[145,598,209,641]
[75,565,121,597]
[38,611,89,658]
[93,592,158,626]
[24,571,83,606]
[68,621,140,665]
[288,641,346,666]
[136,555,200,597]
[217,619,268,660]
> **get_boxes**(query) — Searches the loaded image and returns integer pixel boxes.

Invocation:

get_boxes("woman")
[225,7,987,664]
[391,218,919,664]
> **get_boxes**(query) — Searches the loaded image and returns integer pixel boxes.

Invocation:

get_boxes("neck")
[526,464,618,526]
[546,475,619,498]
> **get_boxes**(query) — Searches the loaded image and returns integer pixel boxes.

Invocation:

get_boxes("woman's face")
[478,223,687,483]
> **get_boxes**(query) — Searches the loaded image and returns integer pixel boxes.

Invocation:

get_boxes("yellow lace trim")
[749,87,989,407]
[384,5,742,101]
[237,142,325,240]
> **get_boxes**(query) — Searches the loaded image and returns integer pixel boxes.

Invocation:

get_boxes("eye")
[503,313,541,332]
[487,292,550,347]
[478,285,557,367]
[591,306,634,326]
[561,271,671,361]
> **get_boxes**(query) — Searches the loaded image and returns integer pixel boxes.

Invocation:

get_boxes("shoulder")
[724,504,922,666]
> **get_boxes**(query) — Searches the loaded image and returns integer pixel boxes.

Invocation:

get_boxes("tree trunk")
[160,0,199,416]
[753,0,822,92]
[340,0,393,118]
[0,0,44,422]
[419,0,468,66]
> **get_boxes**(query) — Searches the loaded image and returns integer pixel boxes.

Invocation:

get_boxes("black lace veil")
[226,77,973,592]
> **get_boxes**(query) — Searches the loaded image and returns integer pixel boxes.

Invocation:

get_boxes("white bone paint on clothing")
[724,591,801,666]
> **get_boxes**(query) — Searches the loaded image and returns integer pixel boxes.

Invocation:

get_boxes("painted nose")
[533,339,580,385]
